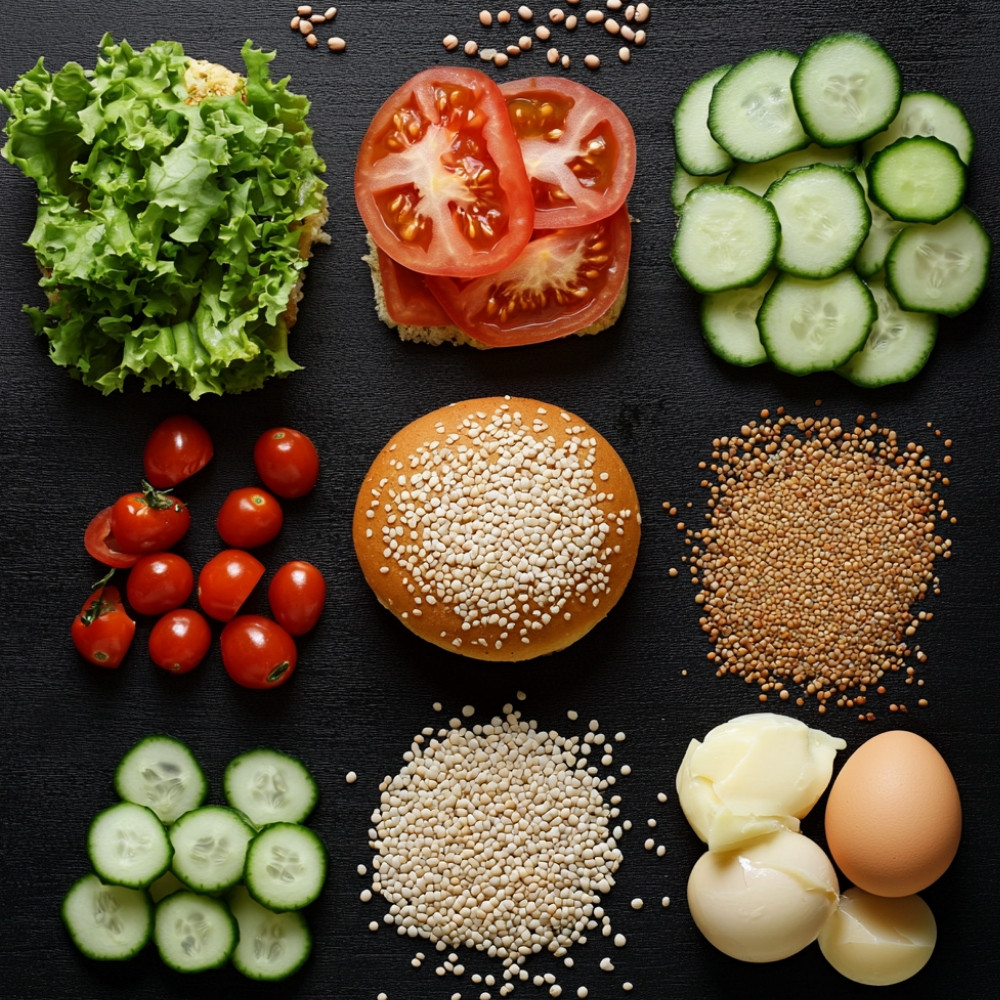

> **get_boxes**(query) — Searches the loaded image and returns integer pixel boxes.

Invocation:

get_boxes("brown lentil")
[671,410,952,709]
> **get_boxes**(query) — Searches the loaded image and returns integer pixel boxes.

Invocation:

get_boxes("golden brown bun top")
[353,396,641,661]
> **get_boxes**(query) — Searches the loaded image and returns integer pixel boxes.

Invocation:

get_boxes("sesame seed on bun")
[353,396,641,661]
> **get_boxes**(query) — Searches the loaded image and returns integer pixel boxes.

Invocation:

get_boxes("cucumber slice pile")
[60,735,326,980]
[671,30,992,385]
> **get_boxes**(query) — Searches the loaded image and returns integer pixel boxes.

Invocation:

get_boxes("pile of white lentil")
[443,2,652,71]
[667,409,955,719]
[289,4,346,51]
[365,700,648,997]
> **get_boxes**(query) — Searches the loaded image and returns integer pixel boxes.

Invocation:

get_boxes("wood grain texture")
[1,3,997,998]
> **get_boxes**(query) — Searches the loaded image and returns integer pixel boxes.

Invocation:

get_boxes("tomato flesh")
[425,204,632,346]
[355,66,534,278]
[72,585,135,668]
[376,247,452,328]
[501,76,637,229]
[198,549,266,622]
[217,487,284,548]
[84,507,140,569]
[221,615,298,689]
[126,552,195,616]
[143,415,214,488]
[149,609,212,674]
[268,560,326,635]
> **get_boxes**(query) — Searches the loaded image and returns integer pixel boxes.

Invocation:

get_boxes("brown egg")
[824,730,961,898]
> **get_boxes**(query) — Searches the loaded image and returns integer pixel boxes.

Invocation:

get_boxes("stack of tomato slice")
[355,67,636,346]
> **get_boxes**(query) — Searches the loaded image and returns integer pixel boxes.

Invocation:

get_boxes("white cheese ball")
[818,887,937,985]
[687,828,839,963]
[676,713,846,852]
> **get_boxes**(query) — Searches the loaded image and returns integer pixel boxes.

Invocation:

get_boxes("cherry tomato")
[355,66,534,278]
[126,552,194,616]
[425,204,632,346]
[216,487,284,548]
[253,428,320,499]
[197,549,265,621]
[148,609,212,674]
[143,415,214,488]
[375,246,452,328]
[500,76,637,229]
[72,583,136,668]
[110,482,191,554]
[84,507,140,568]
[220,615,298,689]
[268,560,326,635]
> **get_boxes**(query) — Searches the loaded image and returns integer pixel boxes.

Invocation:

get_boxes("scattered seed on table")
[443,33,459,49]
[480,9,493,26]
[519,4,534,18]
[585,53,600,69]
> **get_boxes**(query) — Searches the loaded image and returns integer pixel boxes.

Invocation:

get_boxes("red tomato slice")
[84,507,140,569]
[355,66,534,278]
[376,247,452,327]
[500,76,636,229]
[424,204,632,347]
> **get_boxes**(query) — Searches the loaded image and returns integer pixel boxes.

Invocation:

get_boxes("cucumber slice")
[852,166,905,278]
[62,873,153,961]
[244,823,327,912]
[708,49,810,163]
[726,142,858,197]
[700,270,775,367]
[228,884,313,981]
[766,164,871,278]
[791,33,902,146]
[87,802,172,889]
[153,891,237,973]
[224,748,319,827]
[759,269,876,374]
[169,805,256,893]
[672,184,779,293]
[837,277,938,387]
[863,91,974,165]
[885,206,992,316]
[867,136,966,223]
[670,161,728,211]
[114,735,208,826]
[674,64,734,176]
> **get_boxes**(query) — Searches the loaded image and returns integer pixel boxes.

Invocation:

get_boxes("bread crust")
[353,396,641,661]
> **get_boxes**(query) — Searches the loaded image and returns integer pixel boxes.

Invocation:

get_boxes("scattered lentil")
[443,33,460,49]
[327,36,346,51]
[346,769,358,783]
[669,410,953,710]
[584,53,601,69]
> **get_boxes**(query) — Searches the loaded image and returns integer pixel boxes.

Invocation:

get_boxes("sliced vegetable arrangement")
[62,736,323,981]
[0,36,329,397]
[73,417,325,686]
[356,67,636,346]
[671,31,992,385]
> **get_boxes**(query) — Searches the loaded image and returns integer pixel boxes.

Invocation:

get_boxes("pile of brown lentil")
[666,409,954,718]
[366,701,637,996]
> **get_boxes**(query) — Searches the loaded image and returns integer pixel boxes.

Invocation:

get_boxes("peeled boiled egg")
[686,828,840,963]
[818,887,937,986]
[824,730,961,898]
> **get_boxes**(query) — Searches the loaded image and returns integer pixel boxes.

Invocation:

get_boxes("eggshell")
[824,730,961,898]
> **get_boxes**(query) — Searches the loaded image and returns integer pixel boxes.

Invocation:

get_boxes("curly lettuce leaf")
[1,35,328,397]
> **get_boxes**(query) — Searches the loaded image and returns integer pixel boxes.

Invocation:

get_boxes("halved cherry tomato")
[375,246,452,328]
[425,204,632,346]
[217,487,284,548]
[149,608,212,674]
[72,583,136,668]
[143,415,214,488]
[253,428,320,499]
[500,76,637,229]
[126,552,195,616]
[84,507,140,569]
[268,560,326,635]
[355,66,534,278]
[198,549,266,622]
[110,482,190,554]
[220,615,298,689]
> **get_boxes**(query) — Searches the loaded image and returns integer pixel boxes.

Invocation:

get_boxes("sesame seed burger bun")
[353,396,641,661]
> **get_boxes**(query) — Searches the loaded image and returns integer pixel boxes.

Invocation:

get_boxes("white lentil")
[605,17,621,34]
[327,36,346,51]
[600,957,615,972]
[577,990,589,999]
[290,15,300,30]
[480,9,493,26]
[623,984,634,992]
[518,4,533,18]
[633,28,646,44]
[498,9,512,22]
[346,769,357,783]
[614,932,626,947]
[635,2,651,21]
[606,0,623,8]
[586,9,604,22]
[298,19,314,35]
[297,3,313,14]
[549,8,565,23]
[306,34,318,48]
[324,5,337,17]
[630,897,643,910]
[443,34,460,50]
[584,54,600,69]
[661,896,671,907]
[565,14,578,29]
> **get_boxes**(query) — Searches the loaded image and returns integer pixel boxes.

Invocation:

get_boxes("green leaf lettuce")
[1,34,329,397]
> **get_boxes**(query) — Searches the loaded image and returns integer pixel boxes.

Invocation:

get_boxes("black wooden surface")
[1,2,997,998]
